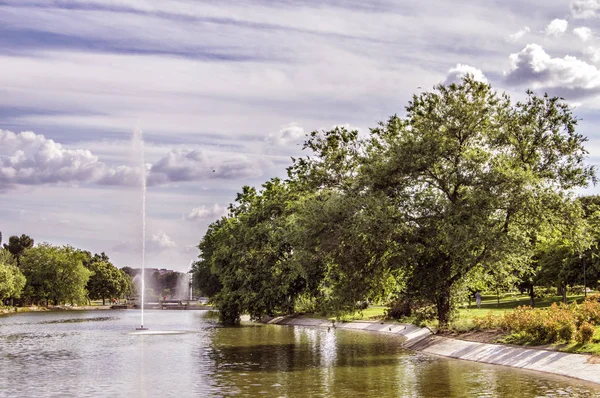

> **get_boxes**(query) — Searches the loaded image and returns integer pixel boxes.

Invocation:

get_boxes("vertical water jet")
[134,126,148,331]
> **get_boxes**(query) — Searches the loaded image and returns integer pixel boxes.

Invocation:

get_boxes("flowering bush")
[473,297,600,345]
[576,322,595,344]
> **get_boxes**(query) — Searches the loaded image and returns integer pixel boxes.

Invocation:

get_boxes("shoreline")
[0,305,113,315]
[267,316,600,386]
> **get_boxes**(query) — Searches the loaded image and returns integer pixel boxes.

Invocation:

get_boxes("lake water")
[1,310,599,397]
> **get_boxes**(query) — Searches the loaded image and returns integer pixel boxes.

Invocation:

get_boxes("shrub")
[385,298,412,319]
[385,298,437,325]
[473,297,600,345]
[576,322,595,344]
[414,304,437,325]
[473,311,500,330]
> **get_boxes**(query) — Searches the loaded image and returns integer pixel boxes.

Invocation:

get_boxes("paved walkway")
[268,316,600,385]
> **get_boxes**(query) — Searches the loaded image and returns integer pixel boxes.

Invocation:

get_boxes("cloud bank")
[0,129,270,190]
[185,204,228,221]
[0,130,105,187]
[505,44,600,97]
[571,0,600,19]
[265,123,305,146]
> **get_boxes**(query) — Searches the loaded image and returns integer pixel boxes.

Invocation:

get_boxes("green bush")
[414,304,437,325]
[385,298,412,319]
[385,298,436,324]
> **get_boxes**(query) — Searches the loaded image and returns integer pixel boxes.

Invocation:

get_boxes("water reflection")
[0,310,599,397]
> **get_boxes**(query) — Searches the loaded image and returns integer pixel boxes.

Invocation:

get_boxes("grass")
[332,306,387,322]
[457,293,586,318]
[562,327,600,355]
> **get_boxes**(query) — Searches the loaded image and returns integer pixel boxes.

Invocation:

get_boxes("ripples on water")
[0,310,599,397]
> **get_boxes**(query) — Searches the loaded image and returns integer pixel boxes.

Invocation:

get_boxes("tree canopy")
[20,244,92,305]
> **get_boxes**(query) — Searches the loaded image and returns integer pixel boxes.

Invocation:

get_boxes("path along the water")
[267,316,600,386]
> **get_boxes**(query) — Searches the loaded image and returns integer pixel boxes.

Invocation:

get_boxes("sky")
[3,0,600,272]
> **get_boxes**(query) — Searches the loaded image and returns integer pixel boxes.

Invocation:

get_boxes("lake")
[1,310,599,397]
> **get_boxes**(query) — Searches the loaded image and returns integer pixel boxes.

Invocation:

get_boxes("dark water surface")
[1,310,599,397]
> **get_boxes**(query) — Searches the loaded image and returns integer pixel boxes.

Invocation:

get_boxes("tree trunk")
[562,283,567,304]
[497,288,500,307]
[436,287,451,329]
[102,297,106,306]
[529,285,535,308]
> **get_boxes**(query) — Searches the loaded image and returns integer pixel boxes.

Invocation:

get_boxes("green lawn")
[457,293,586,318]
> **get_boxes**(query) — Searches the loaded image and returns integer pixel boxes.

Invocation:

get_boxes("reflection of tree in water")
[203,325,413,396]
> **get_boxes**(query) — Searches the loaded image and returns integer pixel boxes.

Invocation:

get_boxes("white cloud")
[147,149,267,186]
[148,231,177,251]
[266,123,305,146]
[505,43,600,96]
[97,164,143,186]
[507,26,530,42]
[0,129,105,187]
[574,26,593,41]
[585,46,600,62]
[443,64,488,85]
[0,129,271,189]
[185,204,228,221]
[571,0,600,19]
[545,19,568,36]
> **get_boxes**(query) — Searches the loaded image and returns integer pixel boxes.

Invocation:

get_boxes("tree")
[20,244,91,305]
[0,249,26,303]
[87,260,132,305]
[360,78,594,326]
[3,234,34,266]
[195,179,308,325]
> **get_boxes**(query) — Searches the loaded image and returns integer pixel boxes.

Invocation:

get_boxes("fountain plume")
[133,125,148,331]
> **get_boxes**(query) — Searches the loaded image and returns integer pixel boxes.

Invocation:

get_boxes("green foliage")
[87,256,132,305]
[20,243,91,305]
[194,179,308,324]
[360,78,593,326]
[0,249,26,301]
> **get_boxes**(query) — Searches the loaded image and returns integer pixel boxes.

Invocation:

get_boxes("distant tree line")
[121,267,190,300]
[0,234,132,306]
[193,77,599,326]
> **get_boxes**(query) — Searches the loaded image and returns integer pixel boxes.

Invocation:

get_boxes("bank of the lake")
[0,305,112,315]
[268,316,600,386]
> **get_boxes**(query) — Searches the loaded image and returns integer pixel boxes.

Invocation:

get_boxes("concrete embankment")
[267,316,600,385]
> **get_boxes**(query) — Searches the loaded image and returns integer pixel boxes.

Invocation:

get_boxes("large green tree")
[194,179,308,325]
[20,244,91,305]
[87,258,132,305]
[360,79,593,325]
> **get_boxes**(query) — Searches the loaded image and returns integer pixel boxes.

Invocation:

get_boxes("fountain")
[133,126,148,331]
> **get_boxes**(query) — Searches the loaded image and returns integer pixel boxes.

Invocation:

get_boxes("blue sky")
[3,0,600,271]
